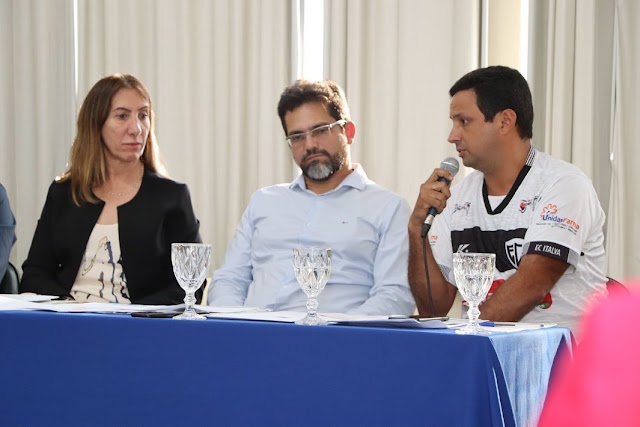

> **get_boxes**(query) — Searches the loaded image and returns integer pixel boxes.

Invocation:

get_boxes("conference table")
[0,310,571,427]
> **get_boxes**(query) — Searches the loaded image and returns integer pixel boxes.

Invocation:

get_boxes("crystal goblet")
[171,243,212,320]
[293,246,332,326]
[453,252,496,335]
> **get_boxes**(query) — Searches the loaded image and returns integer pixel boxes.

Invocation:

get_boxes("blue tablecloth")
[0,310,570,426]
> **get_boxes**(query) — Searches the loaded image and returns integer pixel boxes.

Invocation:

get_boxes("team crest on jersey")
[504,238,524,269]
[452,202,471,215]
[519,196,540,213]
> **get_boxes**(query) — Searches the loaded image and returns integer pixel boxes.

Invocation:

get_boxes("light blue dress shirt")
[209,164,415,315]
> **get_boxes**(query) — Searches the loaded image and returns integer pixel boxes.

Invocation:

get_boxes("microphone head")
[440,157,460,177]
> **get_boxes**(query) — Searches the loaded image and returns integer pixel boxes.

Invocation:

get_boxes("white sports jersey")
[431,148,607,332]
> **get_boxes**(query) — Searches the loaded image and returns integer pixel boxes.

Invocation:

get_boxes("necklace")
[104,164,144,197]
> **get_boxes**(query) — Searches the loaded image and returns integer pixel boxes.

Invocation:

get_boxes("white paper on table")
[0,294,270,315]
[195,305,265,314]
[206,310,302,322]
[206,311,399,324]
[327,313,448,329]
[445,318,558,332]
[481,322,558,332]
[444,318,472,329]
[1,293,60,302]
[205,311,451,328]
[0,295,47,310]
[0,296,184,314]
[321,313,390,322]
[41,302,185,313]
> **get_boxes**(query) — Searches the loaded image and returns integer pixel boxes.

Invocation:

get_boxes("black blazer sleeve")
[20,181,102,297]
[118,173,203,305]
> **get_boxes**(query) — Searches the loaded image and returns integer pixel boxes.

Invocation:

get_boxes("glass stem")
[467,302,480,327]
[307,297,318,318]
[184,289,196,313]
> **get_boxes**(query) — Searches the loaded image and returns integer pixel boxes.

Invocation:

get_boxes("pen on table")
[480,321,546,327]
[480,321,519,327]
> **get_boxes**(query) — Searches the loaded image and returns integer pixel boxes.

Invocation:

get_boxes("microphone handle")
[420,175,451,238]
[421,207,438,238]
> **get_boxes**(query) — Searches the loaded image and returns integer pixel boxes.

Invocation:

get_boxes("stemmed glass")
[453,252,496,335]
[171,243,212,320]
[293,246,332,326]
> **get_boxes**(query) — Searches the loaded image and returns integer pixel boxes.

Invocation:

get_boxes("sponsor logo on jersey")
[537,292,553,309]
[504,238,524,268]
[527,241,570,262]
[456,244,470,253]
[538,203,581,235]
[519,196,540,213]
[533,243,561,256]
[452,202,471,215]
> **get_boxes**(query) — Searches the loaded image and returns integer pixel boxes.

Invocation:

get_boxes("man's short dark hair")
[277,80,351,134]
[449,66,533,139]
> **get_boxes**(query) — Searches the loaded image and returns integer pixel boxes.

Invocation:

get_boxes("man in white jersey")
[408,66,607,333]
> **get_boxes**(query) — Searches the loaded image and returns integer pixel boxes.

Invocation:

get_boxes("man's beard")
[301,147,346,181]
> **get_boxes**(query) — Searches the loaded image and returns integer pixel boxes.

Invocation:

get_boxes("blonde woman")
[21,74,202,304]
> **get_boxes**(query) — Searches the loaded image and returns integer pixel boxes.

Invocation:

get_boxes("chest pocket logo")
[504,238,524,269]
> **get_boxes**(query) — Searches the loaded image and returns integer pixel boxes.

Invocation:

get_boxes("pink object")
[538,281,640,426]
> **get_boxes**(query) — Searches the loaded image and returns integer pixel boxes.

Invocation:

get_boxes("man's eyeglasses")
[286,119,347,148]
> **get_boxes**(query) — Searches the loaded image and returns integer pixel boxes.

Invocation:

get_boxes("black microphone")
[421,157,459,238]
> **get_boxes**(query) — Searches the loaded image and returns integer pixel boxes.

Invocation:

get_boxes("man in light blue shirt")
[208,80,415,315]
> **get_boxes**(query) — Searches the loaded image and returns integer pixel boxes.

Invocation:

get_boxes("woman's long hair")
[59,74,167,206]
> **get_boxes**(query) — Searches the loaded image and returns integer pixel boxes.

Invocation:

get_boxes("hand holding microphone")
[420,157,459,238]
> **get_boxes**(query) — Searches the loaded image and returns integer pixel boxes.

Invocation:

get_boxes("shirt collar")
[290,163,368,193]
[526,145,537,166]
